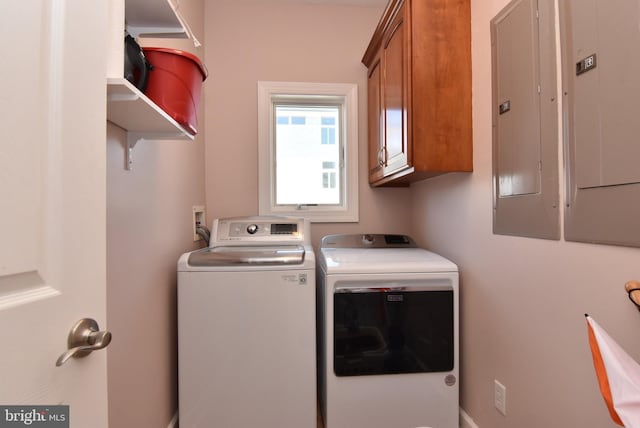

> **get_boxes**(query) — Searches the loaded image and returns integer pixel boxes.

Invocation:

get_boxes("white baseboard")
[460,408,479,428]
[170,408,471,428]
[167,411,178,428]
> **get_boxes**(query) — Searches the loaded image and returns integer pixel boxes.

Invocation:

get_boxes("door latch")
[56,318,112,367]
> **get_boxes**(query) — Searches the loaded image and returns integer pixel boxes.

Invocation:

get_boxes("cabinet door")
[367,57,384,183]
[382,2,409,176]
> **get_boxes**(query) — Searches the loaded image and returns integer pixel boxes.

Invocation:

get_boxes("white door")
[0,1,109,427]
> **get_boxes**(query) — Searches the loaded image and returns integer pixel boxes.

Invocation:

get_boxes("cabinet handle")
[378,147,386,167]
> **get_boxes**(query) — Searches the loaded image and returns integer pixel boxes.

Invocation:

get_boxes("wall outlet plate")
[192,205,205,242]
[494,379,507,415]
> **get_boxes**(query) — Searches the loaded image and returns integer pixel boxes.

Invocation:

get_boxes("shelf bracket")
[125,132,190,171]
[126,133,140,171]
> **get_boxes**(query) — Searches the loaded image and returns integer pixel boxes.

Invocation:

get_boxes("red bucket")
[143,48,208,136]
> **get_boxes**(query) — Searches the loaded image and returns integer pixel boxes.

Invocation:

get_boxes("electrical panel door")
[570,0,640,189]
[562,0,640,247]
[491,0,559,240]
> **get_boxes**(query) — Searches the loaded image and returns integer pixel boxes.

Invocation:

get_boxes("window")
[258,81,359,222]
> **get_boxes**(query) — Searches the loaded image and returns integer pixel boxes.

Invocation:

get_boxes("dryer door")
[333,283,454,376]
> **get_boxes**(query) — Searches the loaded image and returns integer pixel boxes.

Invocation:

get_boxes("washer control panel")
[211,216,307,245]
[231,222,297,237]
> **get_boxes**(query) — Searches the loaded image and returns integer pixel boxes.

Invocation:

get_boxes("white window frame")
[258,81,359,223]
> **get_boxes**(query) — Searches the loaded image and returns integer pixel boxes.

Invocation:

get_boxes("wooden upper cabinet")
[362,0,472,187]
[367,55,384,181]
[382,6,409,176]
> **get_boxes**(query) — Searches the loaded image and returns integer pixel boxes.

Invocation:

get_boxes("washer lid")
[188,245,305,266]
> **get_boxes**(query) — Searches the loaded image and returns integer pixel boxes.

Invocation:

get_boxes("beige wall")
[106,0,205,426]
[203,0,412,248]
[411,1,640,427]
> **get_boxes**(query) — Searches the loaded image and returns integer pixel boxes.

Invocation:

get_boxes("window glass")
[275,105,340,205]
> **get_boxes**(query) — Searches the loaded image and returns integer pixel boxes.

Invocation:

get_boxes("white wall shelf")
[107,77,195,170]
[107,77,193,136]
[107,0,197,170]
[125,0,187,38]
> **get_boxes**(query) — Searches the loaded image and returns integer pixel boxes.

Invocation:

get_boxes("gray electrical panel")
[491,0,559,240]
[561,0,640,247]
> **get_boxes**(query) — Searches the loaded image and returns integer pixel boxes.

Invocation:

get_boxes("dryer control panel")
[320,234,417,249]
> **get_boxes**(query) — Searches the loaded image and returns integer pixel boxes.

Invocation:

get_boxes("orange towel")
[586,315,640,427]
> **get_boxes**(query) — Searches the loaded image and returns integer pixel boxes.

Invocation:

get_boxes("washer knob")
[246,224,258,234]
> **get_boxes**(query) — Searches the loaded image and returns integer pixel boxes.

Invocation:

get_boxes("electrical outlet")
[494,380,507,415]
[192,205,205,242]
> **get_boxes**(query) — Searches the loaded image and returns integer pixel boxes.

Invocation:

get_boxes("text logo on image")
[0,406,69,427]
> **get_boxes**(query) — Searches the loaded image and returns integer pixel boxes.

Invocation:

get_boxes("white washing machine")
[317,234,459,428]
[177,216,316,428]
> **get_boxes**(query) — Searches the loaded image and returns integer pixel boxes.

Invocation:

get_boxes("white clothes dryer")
[178,216,316,428]
[317,234,459,428]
